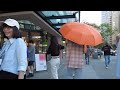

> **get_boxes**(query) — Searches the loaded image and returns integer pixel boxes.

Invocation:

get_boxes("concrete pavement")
[27,55,102,79]
[81,64,100,79]
[90,55,117,79]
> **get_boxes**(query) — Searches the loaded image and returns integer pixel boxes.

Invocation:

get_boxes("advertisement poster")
[35,54,47,71]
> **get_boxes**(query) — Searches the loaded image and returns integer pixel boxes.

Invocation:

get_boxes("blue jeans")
[67,67,82,79]
[104,55,110,67]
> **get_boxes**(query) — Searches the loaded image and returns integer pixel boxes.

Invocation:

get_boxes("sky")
[80,11,102,26]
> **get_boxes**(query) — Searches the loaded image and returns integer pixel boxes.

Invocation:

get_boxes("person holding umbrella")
[59,22,103,79]
[65,40,84,79]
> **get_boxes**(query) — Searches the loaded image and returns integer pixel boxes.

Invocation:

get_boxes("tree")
[99,23,117,42]
[84,22,100,29]
[84,22,118,49]
[85,22,117,42]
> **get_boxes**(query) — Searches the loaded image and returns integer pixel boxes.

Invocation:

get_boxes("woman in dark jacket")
[47,36,64,79]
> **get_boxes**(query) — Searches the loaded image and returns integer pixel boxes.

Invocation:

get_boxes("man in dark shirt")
[102,42,113,69]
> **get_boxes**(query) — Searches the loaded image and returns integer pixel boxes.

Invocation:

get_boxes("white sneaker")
[106,67,108,69]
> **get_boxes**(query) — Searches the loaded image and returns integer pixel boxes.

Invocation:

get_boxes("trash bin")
[92,52,98,59]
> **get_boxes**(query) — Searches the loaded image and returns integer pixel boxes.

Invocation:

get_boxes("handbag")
[0,41,12,65]
[0,42,6,65]
[46,54,51,61]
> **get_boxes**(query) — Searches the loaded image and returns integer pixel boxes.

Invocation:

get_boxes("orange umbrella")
[59,22,103,46]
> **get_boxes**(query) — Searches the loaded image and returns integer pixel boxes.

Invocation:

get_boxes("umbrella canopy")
[59,22,103,46]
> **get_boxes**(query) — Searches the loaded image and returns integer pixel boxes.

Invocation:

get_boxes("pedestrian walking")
[97,49,102,59]
[27,40,35,77]
[102,42,113,69]
[116,33,120,78]
[85,46,91,65]
[65,40,84,79]
[0,18,27,79]
[47,36,64,79]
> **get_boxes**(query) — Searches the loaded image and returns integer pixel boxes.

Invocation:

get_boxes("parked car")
[97,49,103,55]
[110,49,116,56]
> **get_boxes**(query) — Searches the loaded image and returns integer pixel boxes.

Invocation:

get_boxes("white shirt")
[0,38,28,75]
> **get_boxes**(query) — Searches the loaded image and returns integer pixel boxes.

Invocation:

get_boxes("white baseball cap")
[3,19,20,29]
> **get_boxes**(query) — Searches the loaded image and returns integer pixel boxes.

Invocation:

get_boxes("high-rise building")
[101,11,112,44]
[102,11,112,24]
[111,11,120,44]
[102,11,120,45]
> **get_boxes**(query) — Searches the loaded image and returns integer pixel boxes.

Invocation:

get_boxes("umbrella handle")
[84,45,87,53]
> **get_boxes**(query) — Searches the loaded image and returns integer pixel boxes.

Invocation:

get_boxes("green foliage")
[85,22,118,49]
[99,23,117,42]
[85,22,100,29]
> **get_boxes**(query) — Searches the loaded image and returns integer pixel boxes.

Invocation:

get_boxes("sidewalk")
[81,64,100,79]
[27,58,100,79]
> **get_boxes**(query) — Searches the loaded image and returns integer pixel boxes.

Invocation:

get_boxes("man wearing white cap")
[0,19,28,79]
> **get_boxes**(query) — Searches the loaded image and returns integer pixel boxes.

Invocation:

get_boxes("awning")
[36,11,80,32]
[0,11,80,37]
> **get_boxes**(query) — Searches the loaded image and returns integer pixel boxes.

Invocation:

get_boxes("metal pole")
[79,11,80,22]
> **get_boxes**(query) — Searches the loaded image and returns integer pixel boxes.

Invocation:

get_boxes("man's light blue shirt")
[0,38,28,75]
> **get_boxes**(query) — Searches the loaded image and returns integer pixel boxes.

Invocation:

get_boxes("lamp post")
[78,11,80,22]
[74,11,80,22]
